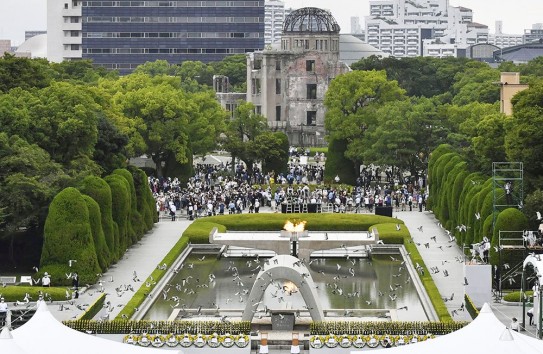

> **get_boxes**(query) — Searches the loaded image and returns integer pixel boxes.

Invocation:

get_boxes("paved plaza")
[8,204,538,348]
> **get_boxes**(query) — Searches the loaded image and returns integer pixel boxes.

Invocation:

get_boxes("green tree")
[0,54,52,93]
[222,101,268,174]
[210,54,248,91]
[505,82,543,181]
[364,97,448,178]
[324,70,405,170]
[134,60,178,76]
[253,131,289,175]
[0,134,70,265]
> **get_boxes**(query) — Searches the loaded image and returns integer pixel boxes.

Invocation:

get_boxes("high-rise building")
[265,0,291,46]
[48,0,265,74]
[365,0,488,58]
[488,21,524,48]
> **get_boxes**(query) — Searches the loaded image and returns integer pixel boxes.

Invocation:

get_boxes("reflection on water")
[143,254,427,321]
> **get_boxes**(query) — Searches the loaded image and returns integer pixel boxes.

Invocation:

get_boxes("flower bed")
[309,333,436,349]
[122,333,251,348]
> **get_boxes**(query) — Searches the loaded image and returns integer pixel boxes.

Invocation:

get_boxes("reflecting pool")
[143,253,427,321]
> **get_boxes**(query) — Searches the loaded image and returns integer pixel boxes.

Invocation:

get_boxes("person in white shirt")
[0,297,8,317]
[511,317,519,331]
[42,272,51,287]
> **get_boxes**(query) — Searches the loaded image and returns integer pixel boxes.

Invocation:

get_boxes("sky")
[0,0,542,46]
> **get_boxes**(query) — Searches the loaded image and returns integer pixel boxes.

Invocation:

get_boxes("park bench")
[0,276,17,285]
[19,276,33,286]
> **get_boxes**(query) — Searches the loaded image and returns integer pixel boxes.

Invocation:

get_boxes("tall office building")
[524,23,543,43]
[48,0,265,73]
[365,0,488,58]
[350,16,362,34]
[265,0,291,46]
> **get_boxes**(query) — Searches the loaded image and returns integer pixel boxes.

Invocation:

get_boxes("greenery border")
[77,292,106,321]
[464,294,479,319]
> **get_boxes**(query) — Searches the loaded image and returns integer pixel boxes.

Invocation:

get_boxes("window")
[307,84,317,99]
[255,105,262,115]
[276,106,281,121]
[307,111,317,126]
[305,39,310,50]
[306,60,315,72]
[252,78,261,95]
[65,3,69,9]
[253,59,262,70]
[276,60,281,70]
[276,79,281,94]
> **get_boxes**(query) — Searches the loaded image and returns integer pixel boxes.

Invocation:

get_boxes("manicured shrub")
[371,223,407,244]
[105,174,131,257]
[0,286,67,302]
[448,164,468,228]
[503,291,533,303]
[427,144,454,201]
[431,153,458,216]
[41,187,101,284]
[79,175,116,263]
[113,169,142,243]
[438,158,463,222]
[491,208,528,264]
[83,195,110,271]
[129,166,155,231]
[324,138,356,185]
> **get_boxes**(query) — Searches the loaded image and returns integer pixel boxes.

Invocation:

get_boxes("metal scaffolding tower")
[492,162,523,228]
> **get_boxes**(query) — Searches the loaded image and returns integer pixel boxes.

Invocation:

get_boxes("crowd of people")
[149,149,428,219]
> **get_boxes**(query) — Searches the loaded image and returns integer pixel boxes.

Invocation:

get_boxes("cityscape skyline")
[0,0,542,46]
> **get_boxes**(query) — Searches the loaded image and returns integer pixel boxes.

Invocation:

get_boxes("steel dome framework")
[283,7,340,34]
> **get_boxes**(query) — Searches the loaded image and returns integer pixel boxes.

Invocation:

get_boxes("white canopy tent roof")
[352,303,543,354]
[0,326,29,354]
[12,301,183,354]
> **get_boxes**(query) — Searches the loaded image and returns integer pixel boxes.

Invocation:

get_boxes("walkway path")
[49,217,193,321]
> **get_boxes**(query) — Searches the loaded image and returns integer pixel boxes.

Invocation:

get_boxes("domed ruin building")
[246,7,351,147]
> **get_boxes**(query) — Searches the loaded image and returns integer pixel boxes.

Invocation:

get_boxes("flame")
[283,220,306,233]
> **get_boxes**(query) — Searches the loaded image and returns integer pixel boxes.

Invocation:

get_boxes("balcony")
[62,8,82,17]
[63,49,82,59]
[62,23,82,31]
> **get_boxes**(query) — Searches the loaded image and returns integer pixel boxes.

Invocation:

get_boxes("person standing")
[72,272,79,290]
[0,297,8,320]
[528,307,535,326]
[42,272,51,287]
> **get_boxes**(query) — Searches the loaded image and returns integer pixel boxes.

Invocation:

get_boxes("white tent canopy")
[12,301,183,354]
[0,326,29,354]
[352,303,543,354]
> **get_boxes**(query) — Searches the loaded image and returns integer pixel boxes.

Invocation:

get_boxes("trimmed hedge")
[202,214,399,233]
[79,175,116,263]
[77,292,106,320]
[0,286,67,302]
[491,208,528,264]
[129,166,155,231]
[503,291,533,303]
[114,168,144,242]
[41,187,101,285]
[82,195,111,271]
[116,235,190,320]
[464,294,479,319]
[104,174,131,257]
